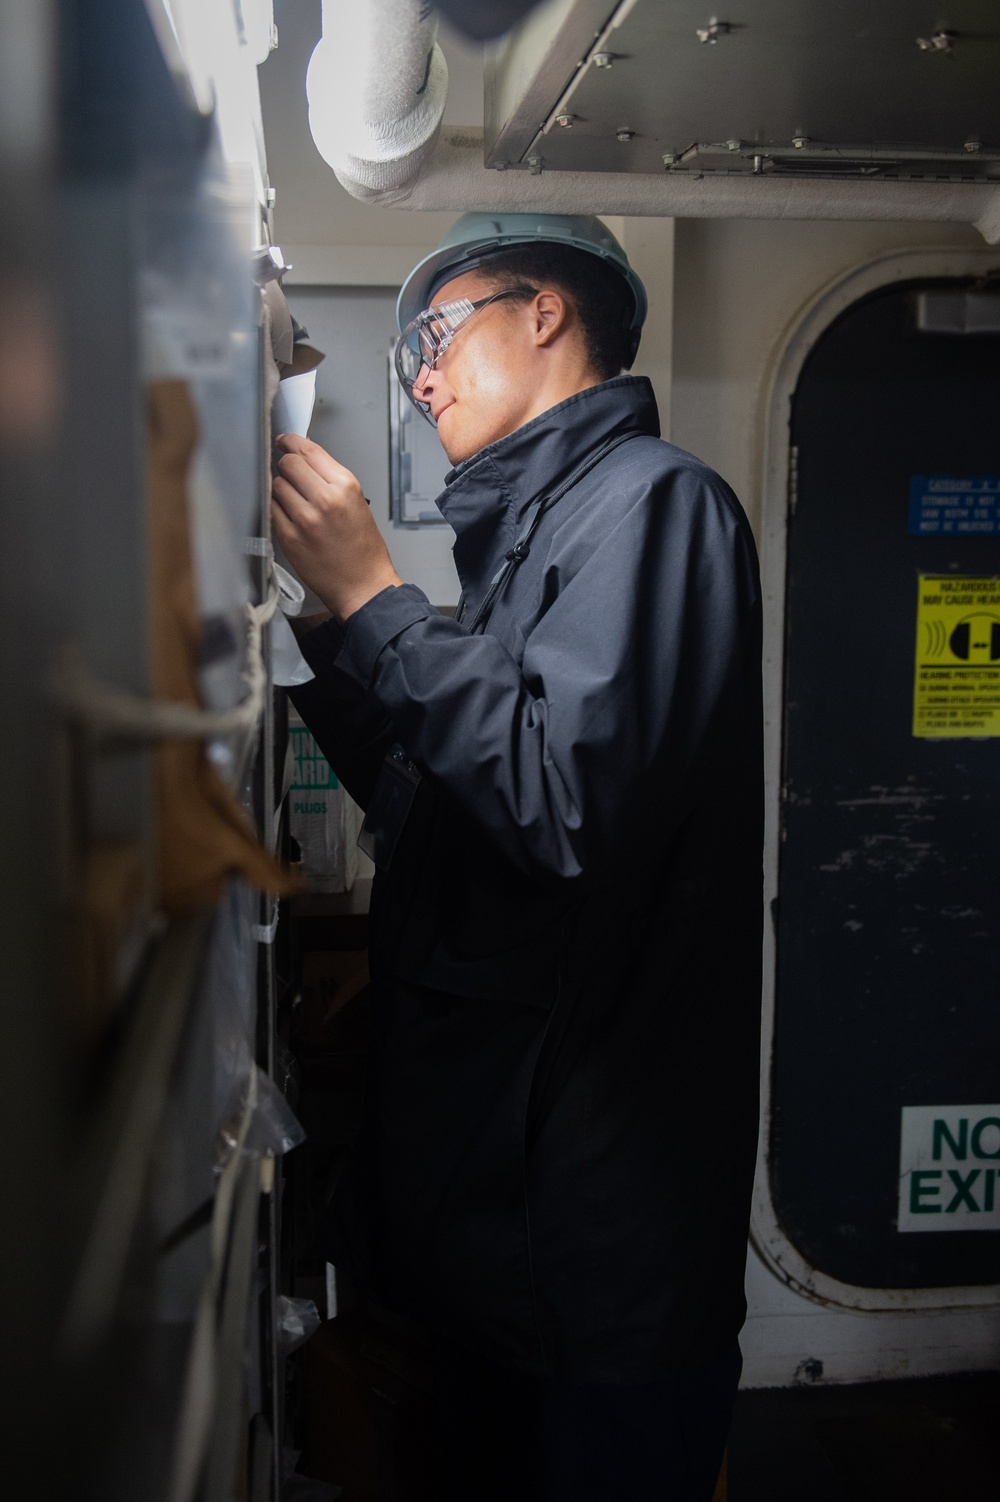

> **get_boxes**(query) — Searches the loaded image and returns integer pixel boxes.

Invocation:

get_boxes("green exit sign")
[898,1105,1000,1232]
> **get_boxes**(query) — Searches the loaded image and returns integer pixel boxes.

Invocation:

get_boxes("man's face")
[411,270,543,465]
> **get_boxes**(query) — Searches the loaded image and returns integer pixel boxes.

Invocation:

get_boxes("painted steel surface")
[775,281,1000,1289]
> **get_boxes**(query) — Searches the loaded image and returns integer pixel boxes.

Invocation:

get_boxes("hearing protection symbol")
[922,613,1000,660]
[949,613,1000,662]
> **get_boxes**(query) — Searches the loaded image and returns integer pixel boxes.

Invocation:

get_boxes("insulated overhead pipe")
[307,0,448,196]
[305,1,1000,244]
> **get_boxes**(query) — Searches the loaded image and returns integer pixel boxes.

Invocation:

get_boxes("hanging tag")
[357,745,422,871]
[254,896,280,944]
[272,561,306,617]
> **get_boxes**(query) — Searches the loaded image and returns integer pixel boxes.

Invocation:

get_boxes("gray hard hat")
[397,211,648,366]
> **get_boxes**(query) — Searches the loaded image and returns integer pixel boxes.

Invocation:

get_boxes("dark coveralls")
[290,376,763,1499]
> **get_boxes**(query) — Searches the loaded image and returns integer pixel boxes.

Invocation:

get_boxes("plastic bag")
[276,1295,321,1357]
[209,883,305,1169]
[245,1066,306,1158]
[272,609,316,688]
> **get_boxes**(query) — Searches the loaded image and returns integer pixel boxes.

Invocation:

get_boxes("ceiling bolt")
[726,138,741,151]
[527,156,543,175]
[593,52,614,69]
[616,129,635,142]
[555,113,576,129]
[697,17,731,44]
[662,152,677,167]
[791,133,809,149]
[916,30,956,55]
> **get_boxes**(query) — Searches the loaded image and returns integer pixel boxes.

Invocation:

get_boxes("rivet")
[916,30,956,55]
[791,133,809,149]
[555,113,576,129]
[662,152,677,167]
[616,129,635,143]
[593,52,614,69]
[697,17,731,44]
[726,138,741,152]
[964,137,981,153]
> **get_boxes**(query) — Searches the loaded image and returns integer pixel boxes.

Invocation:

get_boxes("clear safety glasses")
[394,286,534,424]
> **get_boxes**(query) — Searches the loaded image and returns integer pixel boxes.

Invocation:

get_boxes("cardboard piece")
[277,342,325,380]
[147,379,295,910]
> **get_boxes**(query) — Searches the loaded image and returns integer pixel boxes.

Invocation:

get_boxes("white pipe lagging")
[306,0,449,194]
[305,2,1000,243]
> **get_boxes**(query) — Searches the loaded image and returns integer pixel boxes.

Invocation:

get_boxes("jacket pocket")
[388,794,574,1008]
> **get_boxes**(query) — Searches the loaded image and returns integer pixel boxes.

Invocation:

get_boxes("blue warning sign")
[909,476,1000,536]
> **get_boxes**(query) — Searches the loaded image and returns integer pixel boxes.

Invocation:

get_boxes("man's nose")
[411,363,429,405]
[412,362,437,406]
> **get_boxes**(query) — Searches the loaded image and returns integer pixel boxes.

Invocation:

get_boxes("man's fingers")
[271,472,314,521]
[275,432,351,487]
[270,498,293,544]
[276,451,334,508]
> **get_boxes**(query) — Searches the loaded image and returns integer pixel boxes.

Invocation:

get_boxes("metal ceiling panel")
[485,0,616,167]
[485,0,1000,182]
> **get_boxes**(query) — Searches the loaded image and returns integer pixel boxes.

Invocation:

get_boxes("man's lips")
[431,396,455,422]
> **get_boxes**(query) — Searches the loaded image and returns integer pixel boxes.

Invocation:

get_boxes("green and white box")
[288,709,363,893]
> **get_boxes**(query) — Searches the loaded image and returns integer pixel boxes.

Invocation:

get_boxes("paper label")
[912,575,1000,738]
[909,476,1000,536]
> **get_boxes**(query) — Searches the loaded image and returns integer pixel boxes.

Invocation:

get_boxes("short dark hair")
[476,243,637,381]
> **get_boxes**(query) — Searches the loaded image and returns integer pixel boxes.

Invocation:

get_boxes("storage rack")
[0,3,295,1498]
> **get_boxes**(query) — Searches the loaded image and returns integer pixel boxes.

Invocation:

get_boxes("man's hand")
[271,434,403,622]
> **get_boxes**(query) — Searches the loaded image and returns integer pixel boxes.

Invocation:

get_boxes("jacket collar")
[437,376,660,604]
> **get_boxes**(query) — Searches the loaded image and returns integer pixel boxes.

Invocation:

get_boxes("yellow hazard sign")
[913,576,1000,737]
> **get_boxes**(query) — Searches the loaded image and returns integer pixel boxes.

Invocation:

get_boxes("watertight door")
[773,280,1000,1290]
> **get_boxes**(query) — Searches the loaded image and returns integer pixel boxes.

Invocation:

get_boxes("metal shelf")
[61,911,214,1357]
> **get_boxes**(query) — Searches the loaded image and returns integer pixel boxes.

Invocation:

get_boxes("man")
[273,213,762,1501]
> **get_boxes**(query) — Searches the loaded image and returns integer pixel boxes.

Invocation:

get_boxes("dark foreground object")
[728,1371,1000,1502]
[300,1311,738,1500]
[434,1339,741,1502]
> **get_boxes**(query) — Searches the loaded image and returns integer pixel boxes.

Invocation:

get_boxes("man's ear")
[532,289,568,348]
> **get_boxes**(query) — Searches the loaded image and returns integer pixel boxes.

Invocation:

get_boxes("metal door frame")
[752,244,1000,1312]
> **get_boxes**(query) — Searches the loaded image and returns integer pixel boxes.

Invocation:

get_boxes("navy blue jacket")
[291,376,762,1381]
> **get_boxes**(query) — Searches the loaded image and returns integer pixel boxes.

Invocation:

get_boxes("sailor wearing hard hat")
[272,213,762,1502]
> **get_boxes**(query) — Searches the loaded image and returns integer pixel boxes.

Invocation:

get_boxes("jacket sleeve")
[326,468,760,880]
[287,621,396,811]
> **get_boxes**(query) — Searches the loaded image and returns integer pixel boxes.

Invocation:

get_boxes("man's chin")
[437,407,470,466]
